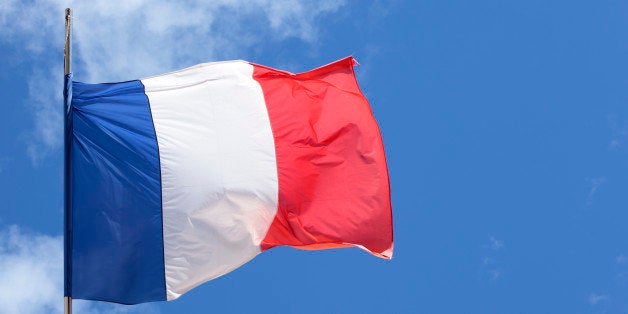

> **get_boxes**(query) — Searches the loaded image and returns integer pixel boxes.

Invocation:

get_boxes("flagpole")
[64,8,71,75]
[64,7,72,314]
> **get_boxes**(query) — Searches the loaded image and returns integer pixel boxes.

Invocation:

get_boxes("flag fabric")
[68,57,393,304]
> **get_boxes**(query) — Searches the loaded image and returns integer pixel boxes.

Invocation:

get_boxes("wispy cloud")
[615,255,628,288]
[572,176,609,222]
[607,114,628,151]
[0,226,158,314]
[0,0,346,165]
[354,45,380,88]
[584,254,628,312]
[0,156,9,173]
[586,177,607,207]
[487,236,504,251]
[481,257,502,281]
[479,236,505,283]
[0,226,61,314]
[588,293,610,306]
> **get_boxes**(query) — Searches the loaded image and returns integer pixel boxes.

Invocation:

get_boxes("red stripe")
[252,57,393,258]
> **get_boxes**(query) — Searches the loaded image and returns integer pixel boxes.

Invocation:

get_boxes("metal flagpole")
[64,8,71,75]
[64,7,72,314]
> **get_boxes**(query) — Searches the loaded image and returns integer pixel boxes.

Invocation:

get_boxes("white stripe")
[142,61,278,300]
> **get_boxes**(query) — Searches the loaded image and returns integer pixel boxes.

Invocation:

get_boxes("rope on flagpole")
[64,7,72,314]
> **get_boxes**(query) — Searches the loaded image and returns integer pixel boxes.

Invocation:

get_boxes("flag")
[68,57,393,304]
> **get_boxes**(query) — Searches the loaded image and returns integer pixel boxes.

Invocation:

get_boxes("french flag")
[68,57,393,304]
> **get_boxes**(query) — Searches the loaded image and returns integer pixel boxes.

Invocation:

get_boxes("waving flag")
[68,57,393,304]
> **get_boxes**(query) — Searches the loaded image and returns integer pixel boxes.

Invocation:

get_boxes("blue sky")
[2,0,628,313]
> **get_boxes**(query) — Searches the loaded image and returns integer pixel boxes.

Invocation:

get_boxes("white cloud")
[588,293,610,306]
[488,236,504,251]
[25,67,63,166]
[586,177,607,207]
[0,0,346,164]
[486,269,501,281]
[607,114,628,151]
[0,226,61,314]
[0,226,158,314]
[479,236,505,283]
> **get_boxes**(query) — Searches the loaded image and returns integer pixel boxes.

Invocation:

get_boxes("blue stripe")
[70,80,166,304]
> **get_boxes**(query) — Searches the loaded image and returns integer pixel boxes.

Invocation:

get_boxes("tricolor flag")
[67,57,393,304]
